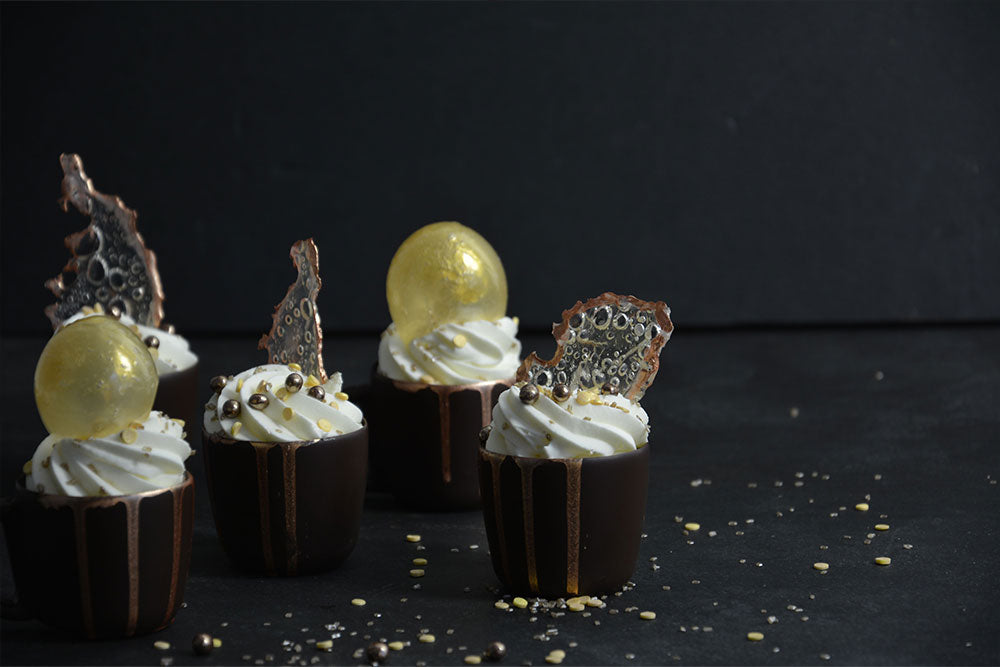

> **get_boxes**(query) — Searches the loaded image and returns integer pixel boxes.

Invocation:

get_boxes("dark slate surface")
[2,329,999,665]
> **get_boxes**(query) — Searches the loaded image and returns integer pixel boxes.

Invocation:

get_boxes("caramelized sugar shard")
[516,292,673,401]
[44,154,165,328]
[258,238,327,381]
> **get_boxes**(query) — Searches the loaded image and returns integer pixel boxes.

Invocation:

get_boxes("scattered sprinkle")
[855,503,870,511]
[406,534,422,543]
[464,656,482,665]
[568,602,585,612]
[418,634,435,643]
[154,641,171,650]
[120,428,138,444]
[747,632,764,642]
[410,569,425,578]
[875,523,890,531]
[453,334,468,348]
[351,598,366,606]
[230,422,242,437]
[212,638,222,648]
[315,640,333,651]
[317,419,332,432]
[639,611,656,620]
[513,597,528,608]
[494,601,510,610]
[413,557,428,566]
[335,391,349,401]
[813,562,830,571]
[388,641,405,651]
[684,522,701,531]
[875,556,892,566]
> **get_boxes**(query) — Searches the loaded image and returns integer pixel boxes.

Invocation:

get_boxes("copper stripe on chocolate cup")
[366,369,511,510]
[2,474,195,639]
[478,444,649,598]
[201,423,368,576]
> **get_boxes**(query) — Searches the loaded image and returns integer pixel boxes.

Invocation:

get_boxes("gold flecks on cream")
[231,421,243,437]
[288,362,302,372]
[317,419,332,432]
[453,334,468,348]
[305,374,321,388]
[335,391,349,401]
[121,428,138,444]
[283,407,294,421]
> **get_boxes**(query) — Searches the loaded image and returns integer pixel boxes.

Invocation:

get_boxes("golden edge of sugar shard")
[45,153,165,328]
[257,238,327,382]
[516,292,673,402]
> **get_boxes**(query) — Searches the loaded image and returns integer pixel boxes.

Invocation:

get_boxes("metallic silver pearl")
[519,383,539,405]
[209,376,228,394]
[366,642,389,664]
[143,335,160,349]
[485,641,507,661]
[600,382,619,395]
[222,399,241,418]
[165,324,177,335]
[552,383,571,402]
[479,425,493,443]
[248,393,269,410]
[285,373,304,392]
[307,385,326,401]
[108,305,123,320]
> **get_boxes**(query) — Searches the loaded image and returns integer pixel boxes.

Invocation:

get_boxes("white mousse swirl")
[203,364,364,442]
[26,411,192,497]
[485,383,650,459]
[63,308,197,375]
[378,317,522,385]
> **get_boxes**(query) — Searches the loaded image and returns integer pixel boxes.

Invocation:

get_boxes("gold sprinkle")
[153,640,171,650]
[639,611,657,620]
[405,534,422,543]
[317,419,332,432]
[316,640,333,650]
[171,418,185,427]
[413,557,428,566]
[568,602,585,612]
[334,391,349,401]
[236,378,244,391]
[231,422,243,437]
[684,522,701,532]
[420,374,436,385]
[129,421,144,430]
[747,632,764,642]
[388,641,405,651]
[495,601,510,610]
[410,568,425,578]
[22,460,32,474]
[305,374,321,388]
[512,596,528,608]
[585,597,604,608]
[120,428,138,444]
[418,634,435,643]
[93,302,105,313]
[82,305,94,315]
[875,523,890,531]
[212,638,222,648]
[545,657,563,665]
[855,503,870,511]
[275,387,289,401]
[283,407,294,421]
[465,656,482,665]
[351,598,366,606]
[256,380,269,393]
[288,362,302,372]
[813,562,829,571]
[548,650,567,660]
[453,334,468,348]
[875,556,892,566]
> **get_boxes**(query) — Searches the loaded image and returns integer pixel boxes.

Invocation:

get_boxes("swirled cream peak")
[63,305,197,374]
[204,364,363,442]
[378,317,521,385]
[25,410,192,497]
[484,383,649,459]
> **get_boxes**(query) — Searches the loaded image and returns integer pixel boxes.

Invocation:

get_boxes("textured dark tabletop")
[1,327,998,666]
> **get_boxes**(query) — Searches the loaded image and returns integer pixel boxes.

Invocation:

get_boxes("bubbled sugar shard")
[258,238,327,381]
[517,293,673,401]
[44,154,165,328]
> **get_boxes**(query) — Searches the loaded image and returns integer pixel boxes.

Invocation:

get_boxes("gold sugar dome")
[34,316,158,439]
[386,221,507,345]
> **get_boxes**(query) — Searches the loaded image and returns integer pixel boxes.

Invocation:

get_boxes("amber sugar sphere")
[386,221,507,345]
[34,316,158,439]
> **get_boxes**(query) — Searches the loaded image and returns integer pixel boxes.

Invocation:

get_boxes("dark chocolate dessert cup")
[1,473,195,639]
[154,362,199,433]
[479,443,650,598]
[202,423,368,576]
[368,369,511,510]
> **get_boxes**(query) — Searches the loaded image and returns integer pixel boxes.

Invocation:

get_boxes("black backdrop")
[2,1,998,336]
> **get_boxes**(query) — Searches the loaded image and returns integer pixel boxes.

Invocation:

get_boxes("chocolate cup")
[154,362,199,430]
[479,444,650,598]
[201,423,368,576]
[0,473,195,639]
[367,369,512,511]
